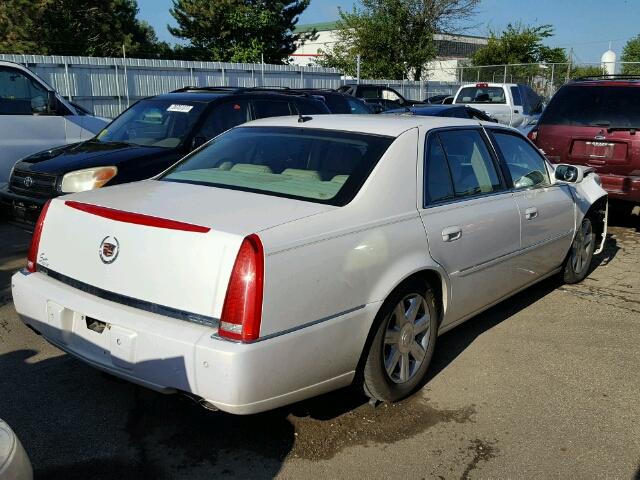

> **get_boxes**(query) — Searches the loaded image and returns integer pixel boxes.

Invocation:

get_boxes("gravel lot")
[0,207,638,479]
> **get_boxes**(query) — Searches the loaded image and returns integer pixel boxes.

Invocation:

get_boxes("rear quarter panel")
[259,128,446,340]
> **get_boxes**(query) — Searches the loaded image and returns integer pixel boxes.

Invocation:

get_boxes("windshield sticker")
[167,104,193,113]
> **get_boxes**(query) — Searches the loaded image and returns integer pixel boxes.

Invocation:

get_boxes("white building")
[289,21,488,81]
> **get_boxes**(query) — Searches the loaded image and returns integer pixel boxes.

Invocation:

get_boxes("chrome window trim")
[422,125,509,209]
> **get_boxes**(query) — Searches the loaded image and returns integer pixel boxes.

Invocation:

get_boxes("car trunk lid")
[36,180,334,320]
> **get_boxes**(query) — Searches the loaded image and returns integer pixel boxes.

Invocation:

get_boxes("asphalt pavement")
[0,208,638,479]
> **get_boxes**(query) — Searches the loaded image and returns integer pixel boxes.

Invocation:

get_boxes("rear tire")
[362,279,438,402]
[563,217,595,284]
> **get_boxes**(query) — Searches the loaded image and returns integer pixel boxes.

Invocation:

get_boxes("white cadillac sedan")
[12,115,607,414]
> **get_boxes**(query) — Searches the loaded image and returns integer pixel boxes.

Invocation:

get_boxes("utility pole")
[566,48,573,83]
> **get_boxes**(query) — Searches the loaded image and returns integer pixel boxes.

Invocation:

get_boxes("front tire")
[563,217,595,284]
[362,279,438,402]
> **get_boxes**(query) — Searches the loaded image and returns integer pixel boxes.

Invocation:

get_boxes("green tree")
[0,0,47,54]
[319,0,479,80]
[621,34,640,75]
[467,23,568,86]
[169,0,313,63]
[0,0,167,58]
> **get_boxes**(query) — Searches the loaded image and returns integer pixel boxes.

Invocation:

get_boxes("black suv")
[295,89,374,114]
[338,84,424,111]
[0,87,330,227]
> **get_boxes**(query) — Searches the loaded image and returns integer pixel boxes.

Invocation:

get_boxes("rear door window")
[347,97,371,114]
[425,136,454,204]
[358,86,381,99]
[253,100,291,119]
[456,86,506,104]
[540,85,640,128]
[193,100,250,140]
[491,131,550,189]
[436,129,503,198]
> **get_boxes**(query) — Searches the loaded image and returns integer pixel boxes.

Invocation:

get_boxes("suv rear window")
[540,85,640,128]
[161,127,393,206]
[455,86,506,104]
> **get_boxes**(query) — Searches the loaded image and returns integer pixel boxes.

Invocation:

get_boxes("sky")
[138,0,640,64]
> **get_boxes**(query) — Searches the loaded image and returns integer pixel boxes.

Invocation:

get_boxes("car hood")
[19,141,172,175]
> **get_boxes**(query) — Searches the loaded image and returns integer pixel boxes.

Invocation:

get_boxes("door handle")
[525,207,538,220]
[442,226,462,242]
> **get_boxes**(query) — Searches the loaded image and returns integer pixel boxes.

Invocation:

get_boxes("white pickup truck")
[453,82,543,128]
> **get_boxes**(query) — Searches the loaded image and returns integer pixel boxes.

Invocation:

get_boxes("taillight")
[219,234,264,342]
[26,200,52,272]
[527,127,538,142]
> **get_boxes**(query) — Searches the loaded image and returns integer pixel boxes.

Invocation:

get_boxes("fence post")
[190,67,194,86]
[356,55,361,84]
[114,62,122,114]
[503,65,507,84]
[300,68,304,88]
[221,66,225,86]
[64,61,72,102]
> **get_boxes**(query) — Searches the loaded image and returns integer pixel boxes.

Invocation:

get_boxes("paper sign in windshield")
[167,104,193,113]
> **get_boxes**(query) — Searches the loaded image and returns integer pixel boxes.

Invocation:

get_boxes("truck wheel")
[362,279,438,402]
[563,217,595,284]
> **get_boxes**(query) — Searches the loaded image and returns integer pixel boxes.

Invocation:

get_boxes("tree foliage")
[0,0,168,57]
[621,34,640,75]
[169,0,313,63]
[472,23,566,66]
[318,0,480,80]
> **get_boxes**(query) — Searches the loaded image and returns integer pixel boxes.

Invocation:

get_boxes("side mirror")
[47,91,57,114]
[190,136,207,150]
[554,164,580,183]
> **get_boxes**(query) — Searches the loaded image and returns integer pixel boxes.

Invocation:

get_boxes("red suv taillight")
[219,234,264,342]
[26,200,52,273]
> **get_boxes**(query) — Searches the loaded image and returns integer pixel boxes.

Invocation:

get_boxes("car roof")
[241,114,500,137]
[153,87,324,104]
[567,78,640,87]
[386,105,462,114]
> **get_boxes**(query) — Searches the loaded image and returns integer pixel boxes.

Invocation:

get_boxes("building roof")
[295,21,339,33]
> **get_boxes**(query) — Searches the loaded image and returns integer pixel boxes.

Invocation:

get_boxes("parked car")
[424,94,453,104]
[0,60,108,184]
[0,419,32,480]
[453,82,543,128]
[12,115,607,415]
[530,75,640,203]
[338,84,424,110]
[295,89,374,114]
[383,104,498,122]
[0,86,330,228]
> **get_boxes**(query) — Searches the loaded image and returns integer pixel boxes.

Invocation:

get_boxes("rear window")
[540,85,640,128]
[161,127,394,206]
[455,86,506,104]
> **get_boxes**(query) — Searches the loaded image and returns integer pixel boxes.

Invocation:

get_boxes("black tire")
[362,278,438,402]
[563,216,595,284]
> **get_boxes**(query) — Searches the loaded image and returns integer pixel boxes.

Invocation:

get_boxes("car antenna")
[298,112,312,123]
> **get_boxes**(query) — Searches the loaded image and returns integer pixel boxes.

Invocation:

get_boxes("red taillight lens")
[219,234,264,342]
[527,128,538,142]
[26,200,51,272]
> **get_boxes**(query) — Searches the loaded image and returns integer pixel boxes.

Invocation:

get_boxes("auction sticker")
[167,104,193,113]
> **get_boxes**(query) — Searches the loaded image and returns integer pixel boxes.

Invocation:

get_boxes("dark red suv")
[531,77,640,203]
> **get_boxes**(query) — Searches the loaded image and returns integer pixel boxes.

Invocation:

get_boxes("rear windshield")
[455,86,506,104]
[161,126,394,206]
[540,85,640,128]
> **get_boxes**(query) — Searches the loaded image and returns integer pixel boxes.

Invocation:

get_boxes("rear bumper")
[11,270,377,415]
[598,174,640,203]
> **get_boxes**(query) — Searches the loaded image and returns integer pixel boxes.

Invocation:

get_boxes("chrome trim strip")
[37,266,219,328]
[211,304,367,343]
[456,229,573,277]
